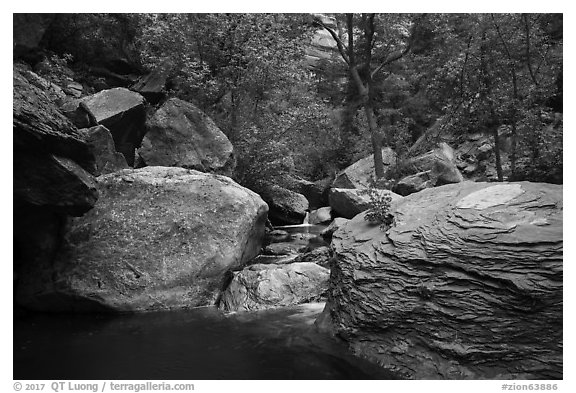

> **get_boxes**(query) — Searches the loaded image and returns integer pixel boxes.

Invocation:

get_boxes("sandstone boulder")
[294,246,332,268]
[394,171,431,196]
[16,167,269,312]
[320,182,562,379]
[14,153,98,216]
[332,148,396,189]
[329,188,403,219]
[13,64,95,172]
[58,97,94,129]
[139,98,235,175]
[14,64,98,216]
[131,61,171,104]
[260,185,309,225]
[309,207,332,225]
[219,262,329,312]
[285,176,331,209]
[80,125,129,176]
[80,87,146,165]
[394,143,463,196]
[263,242,304,256]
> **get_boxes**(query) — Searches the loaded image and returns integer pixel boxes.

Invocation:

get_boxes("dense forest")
[14,13,563,193]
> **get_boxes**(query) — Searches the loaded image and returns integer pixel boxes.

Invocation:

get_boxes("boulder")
[16,167,269,312]
[64,81,83,98]
[79,125,129,176]
[263,242,304,256]
[319,182,562,379]
[260,185,309,225]
[58,97,95,129]
[14,153,98,216]
[394,143,463,196]
[219,262,330,312]
[320,217,349,240]
[14,63,98,216]
[294,246,332,268]
[80,87,146,166]
[131,61,171,104]
[394,171,431,196]
[332,148,396,189]
[309,207,332,225]
[329,188,403,219]
[285,176,331,209]
[139,98,235,175]
[13,63,96,172]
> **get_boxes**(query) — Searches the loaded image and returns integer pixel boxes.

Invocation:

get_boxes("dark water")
[14,303,396,380]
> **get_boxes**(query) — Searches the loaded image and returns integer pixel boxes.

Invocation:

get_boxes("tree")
[315,13,420,180]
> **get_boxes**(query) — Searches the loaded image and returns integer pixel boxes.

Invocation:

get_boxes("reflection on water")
[14,303,396,380]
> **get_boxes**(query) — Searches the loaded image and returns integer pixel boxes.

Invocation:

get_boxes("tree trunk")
[492,124,504,181]
[480,25,503,181]
[365,103,385,179]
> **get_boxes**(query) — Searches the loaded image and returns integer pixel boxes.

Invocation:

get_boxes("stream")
[14,224,397,380]
[14,303,395,380]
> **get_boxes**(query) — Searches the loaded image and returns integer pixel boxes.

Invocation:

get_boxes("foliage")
[31,13,562,186]
[40,14,143,67]
[358,188,394,230]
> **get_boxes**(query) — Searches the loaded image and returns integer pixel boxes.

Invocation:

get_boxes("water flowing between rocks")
[14,224,396,380]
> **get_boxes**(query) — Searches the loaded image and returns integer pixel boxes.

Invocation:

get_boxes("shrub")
[358,187,394,230]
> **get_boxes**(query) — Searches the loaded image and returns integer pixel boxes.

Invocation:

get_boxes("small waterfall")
[303,211,310,225]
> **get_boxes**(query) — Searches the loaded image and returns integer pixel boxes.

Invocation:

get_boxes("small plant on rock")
[359,187,394,230]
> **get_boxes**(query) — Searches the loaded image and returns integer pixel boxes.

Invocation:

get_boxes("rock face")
[219,262,329,312]
[13,63,98,216]
[260,185,309,225]
[304,14,340,67]
[333,148,396,189]
[320,182,563,379]
[80,125,129,176]
[14,64,96,173]
[16,167,269,312]
[139,98,235,175]
[80,87,146,165]
[329,188,403,219]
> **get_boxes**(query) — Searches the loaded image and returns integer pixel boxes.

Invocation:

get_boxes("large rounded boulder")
[319,182,562,379]
[259,184,309,225]
[219,262,329,312]
[139,98,235,176]
[16,167,269,313]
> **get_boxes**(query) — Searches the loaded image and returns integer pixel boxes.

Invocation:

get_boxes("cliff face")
[320,181,562,379]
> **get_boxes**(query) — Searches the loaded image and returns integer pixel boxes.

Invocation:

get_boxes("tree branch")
[522,13,540,86]
[314,16,350,65]
[370,14,426,79]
